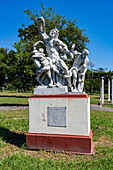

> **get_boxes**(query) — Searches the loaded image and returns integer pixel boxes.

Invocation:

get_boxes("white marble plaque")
[47,107,66,127]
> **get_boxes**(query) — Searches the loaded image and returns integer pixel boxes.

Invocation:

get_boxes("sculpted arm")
[82,57,89,68]
[79,57,89,75]
[56,39,74,61]
[37,17,49,41]
[56,39,68,51]
[33,41,44,50]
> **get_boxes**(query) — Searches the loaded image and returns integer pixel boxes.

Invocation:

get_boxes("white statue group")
[32,17,89,92]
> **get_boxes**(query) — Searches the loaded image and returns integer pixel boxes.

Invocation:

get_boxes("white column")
[111,77,113,104]
[100,80,102,101]
[101,76,104,104]
[108,78,110,101]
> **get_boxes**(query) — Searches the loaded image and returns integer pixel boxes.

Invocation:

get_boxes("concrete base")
[26,130,92,154]
[28,94,90,136]
[27,93,92,154]
[34,86,68,95]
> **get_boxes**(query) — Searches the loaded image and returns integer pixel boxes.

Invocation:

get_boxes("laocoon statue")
[32,17,89,92]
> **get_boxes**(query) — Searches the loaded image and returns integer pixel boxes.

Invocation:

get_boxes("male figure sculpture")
[32,17,89,92]
[72,49,89,92]
[32,42,53,86]
[37,17,73,76]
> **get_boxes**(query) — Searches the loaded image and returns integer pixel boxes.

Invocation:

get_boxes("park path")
[90,104,113,112]
[0,106,28,111]
[0,104,113,112]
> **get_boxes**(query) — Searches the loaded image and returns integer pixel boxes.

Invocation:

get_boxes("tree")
[18,4,89,51]
[12,40,36,92]
[0,48,9,88]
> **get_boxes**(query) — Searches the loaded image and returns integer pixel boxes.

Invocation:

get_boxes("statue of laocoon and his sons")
[32,17,89,93]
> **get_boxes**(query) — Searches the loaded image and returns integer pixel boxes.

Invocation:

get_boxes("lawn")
[0,110,113,169]
[89,93,112,105]
[89,94,100,104]
[0,91,32,105]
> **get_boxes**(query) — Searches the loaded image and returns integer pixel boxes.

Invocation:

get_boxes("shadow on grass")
[0,127,26,148]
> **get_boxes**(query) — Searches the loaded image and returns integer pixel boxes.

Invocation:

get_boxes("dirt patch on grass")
[98,136,113,148]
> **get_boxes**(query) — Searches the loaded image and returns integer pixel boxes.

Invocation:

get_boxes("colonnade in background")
[100,76,113,104]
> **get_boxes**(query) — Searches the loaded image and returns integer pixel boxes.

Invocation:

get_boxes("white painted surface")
[112,78,113,104]
[108,79,110,101]
[29,97,90,136]
[34,86,68,95]
[101,77,104,104]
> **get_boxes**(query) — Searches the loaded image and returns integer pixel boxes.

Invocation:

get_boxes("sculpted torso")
[45,38,59,60]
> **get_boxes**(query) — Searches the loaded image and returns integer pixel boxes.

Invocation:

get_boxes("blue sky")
[0,0,113,70]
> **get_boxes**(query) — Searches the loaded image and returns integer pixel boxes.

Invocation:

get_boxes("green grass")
[0,91,32,96]
[1,153,112,170]
[0,110,113,169]
[89,93,113,105]
[0,97,29,105]
[103,104,113,108]
[0,91,32,105]
[91,110,113,141]
[0,110,28,119]
[89,94,100,104]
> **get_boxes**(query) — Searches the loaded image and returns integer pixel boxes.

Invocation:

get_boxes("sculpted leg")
[72,70,78,92]
[66,77,73,92]
[78,75,85,92]
[47,70,54,87]
[36,72,43,85]
[34,59,41,69]
[57,59,69,75]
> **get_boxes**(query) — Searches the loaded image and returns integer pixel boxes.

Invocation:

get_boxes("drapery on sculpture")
[32,17,89,92]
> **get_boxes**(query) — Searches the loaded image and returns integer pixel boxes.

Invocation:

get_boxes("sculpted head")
[49,29,59,39]
[39,48,44,53]
[82,49,89,57]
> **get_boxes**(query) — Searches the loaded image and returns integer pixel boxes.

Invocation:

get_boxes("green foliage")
[84,69,101,94]
[0,48,9,87]
[21,4,89,52]
[12,40,36,92]
[84,65,113,94]
[0,47,19,90]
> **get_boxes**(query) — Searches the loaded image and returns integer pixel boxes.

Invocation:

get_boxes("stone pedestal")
[26,94,92,154]
[34,86,68,95]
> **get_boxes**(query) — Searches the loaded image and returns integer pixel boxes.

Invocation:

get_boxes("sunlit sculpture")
[27,17,92,154]
[32,17,89,92]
